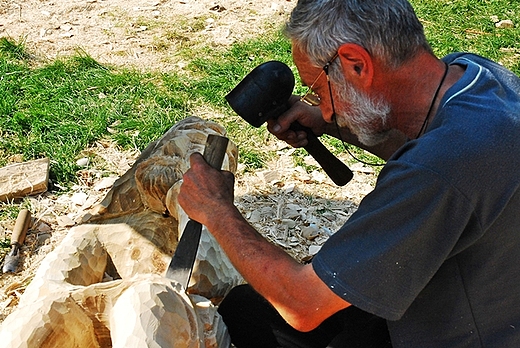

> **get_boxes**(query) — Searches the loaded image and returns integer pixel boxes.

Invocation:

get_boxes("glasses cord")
[333,115,386,167]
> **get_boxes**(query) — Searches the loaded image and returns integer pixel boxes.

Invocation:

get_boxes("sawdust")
[0,0,378,323]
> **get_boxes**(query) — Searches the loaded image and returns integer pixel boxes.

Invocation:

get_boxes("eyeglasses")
[300,52,386,167]
[300,52,339,107]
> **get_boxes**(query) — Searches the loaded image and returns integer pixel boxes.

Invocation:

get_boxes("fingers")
[267,119,309,148]
[179,153,236,225]
[266,96,326,148]
[188,152,205,168]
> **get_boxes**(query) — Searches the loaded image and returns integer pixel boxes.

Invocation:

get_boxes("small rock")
[76,157,89,167]
[283,183,296,193]
[309,245,321,255]
[496,20,514,29]
[37,233,51,245]
[71,191,88,206]
[302,224,319,240]
[35,221,52,233]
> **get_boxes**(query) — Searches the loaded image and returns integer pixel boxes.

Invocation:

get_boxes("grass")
[414,0,520,69]
[0,0,519,197]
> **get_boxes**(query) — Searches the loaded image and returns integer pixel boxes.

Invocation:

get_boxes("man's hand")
[178,153,236,228]
[266,96,329,148]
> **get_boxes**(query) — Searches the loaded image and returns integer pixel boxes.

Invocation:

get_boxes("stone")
[496,19,514,28]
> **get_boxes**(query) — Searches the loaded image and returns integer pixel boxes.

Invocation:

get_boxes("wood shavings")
[234,151,375,262]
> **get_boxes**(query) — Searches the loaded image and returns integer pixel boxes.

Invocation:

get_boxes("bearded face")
[334,80,392,147]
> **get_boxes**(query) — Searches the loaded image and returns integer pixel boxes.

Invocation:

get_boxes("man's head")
[285,0,431,71]
[286,0,432,145]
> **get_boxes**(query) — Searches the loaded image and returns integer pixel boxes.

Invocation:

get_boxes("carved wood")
[0,158,50,202]
[0,116,241,347]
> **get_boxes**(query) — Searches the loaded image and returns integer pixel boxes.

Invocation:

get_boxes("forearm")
[205,204,350,331]
[178,154,350,330]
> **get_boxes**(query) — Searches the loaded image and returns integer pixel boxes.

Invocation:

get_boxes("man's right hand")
[266,95,329,148]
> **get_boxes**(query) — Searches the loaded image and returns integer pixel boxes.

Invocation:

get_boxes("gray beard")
[334,81,392,147]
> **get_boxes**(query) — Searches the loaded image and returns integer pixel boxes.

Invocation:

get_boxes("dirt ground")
[0,0,378,323]
[0,0,295,71]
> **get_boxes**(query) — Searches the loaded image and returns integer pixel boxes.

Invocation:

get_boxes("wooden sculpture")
[0,116,243,348]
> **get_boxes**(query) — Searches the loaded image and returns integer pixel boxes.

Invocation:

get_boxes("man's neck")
[372,52,462,140]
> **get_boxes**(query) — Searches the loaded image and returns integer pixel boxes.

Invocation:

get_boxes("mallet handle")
[290,122,353,186]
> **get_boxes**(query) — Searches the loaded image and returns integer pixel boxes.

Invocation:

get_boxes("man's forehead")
[292,44,322,79]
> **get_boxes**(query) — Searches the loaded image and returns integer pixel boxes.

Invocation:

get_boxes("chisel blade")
[165,219,203,286]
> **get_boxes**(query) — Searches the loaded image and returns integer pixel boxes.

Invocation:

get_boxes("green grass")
[0,0,519,189]
[412,0,520,72]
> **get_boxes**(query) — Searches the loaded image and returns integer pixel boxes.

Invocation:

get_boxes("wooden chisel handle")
[11,209,31,246]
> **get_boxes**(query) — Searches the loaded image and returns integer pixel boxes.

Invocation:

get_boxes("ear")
[337,43,374,89]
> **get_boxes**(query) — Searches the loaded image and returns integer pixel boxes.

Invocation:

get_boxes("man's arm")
[178,154,350,331]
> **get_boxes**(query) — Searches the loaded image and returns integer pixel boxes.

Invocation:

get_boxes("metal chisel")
[166,134,229,289]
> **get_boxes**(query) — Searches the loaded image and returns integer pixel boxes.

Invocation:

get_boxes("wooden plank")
[0,158,50,202]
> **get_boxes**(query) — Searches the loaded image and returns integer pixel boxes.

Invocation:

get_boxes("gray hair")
[285,0,432,79]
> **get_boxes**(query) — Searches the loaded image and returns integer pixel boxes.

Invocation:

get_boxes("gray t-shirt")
[312,53,520,347]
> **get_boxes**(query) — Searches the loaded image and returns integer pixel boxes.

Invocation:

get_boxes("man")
[178,0,520,346]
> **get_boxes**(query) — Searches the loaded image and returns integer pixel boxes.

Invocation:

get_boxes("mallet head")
[225,61,295,127]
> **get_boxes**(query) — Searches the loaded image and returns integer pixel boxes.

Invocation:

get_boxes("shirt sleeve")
[312,159,482,321]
